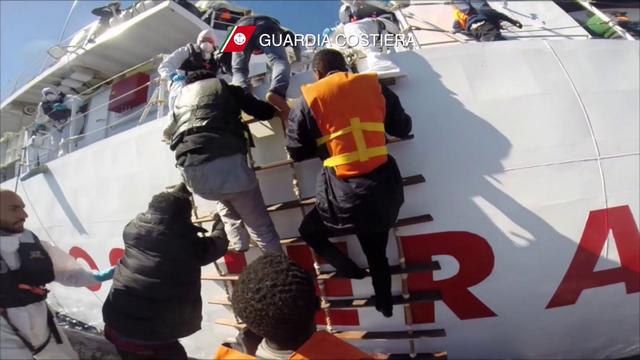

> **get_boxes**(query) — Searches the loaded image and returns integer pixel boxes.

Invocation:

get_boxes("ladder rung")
[214,318,245,330]
[378,72,408,87]
[252,135,415,172]
[213,319,446,340]
[265,174,425,213]
[204,260,440,283]
[401,174,425,186]
[388,352,448,360]
[336,328,446,340]
[209,297,231,306]
[321,291,441,309]
[266,197,315,212]
[192,213,216,224]
[253,159,293,171]
[202,273,239,281]
[396,214,433,227]
[317,261,440,280]
[211,291,440,309]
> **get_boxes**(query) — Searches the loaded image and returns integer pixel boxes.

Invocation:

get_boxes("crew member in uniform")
[0,190,114,359]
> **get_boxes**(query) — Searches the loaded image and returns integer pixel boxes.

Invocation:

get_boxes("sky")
[0,0,340,103]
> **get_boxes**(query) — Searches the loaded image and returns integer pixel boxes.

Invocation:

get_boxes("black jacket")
[0,230,55,308]
[102,212,226,341]
[286,78,412,232]
[40,95,70,122]
[170,78,276,167]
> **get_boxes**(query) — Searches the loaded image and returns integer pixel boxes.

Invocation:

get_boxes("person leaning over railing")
[452,1,522,42]
[158,29,221,110]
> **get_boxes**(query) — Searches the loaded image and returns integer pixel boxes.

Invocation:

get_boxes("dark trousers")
[115,341,187,360]
[472,22,506,41]
[299,208,392,310]
[105,326,187,360]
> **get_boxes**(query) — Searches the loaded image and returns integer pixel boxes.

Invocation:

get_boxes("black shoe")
[334,267,368,280]
[375,303,393,318]
[375,296,393,318]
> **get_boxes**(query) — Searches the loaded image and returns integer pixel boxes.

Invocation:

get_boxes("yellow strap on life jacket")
[316,117,387,168]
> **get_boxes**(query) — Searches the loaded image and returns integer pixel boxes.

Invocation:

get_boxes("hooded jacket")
[102,195,227,341]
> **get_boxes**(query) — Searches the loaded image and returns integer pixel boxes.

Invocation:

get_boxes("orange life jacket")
[214,331,373,359]
[454,8,469,30]
[301,72,387,179]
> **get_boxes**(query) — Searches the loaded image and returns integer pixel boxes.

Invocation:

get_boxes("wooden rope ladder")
[276,113,335,332]
[393,227,418,357]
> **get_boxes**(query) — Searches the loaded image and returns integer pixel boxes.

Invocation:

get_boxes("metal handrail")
[60,106,147,144]
[55,79,155,133]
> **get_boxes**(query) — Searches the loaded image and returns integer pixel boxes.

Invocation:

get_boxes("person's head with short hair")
[0,190,28,233]
[232,254,319,350]
[312,48,349,80]
[146,184,193,222]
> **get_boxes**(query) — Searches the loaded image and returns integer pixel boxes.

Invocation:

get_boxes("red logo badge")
[221,25,256,52]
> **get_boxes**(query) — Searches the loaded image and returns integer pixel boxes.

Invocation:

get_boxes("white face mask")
[46,94,57,101]
[0,235,21,253]
[200,42,214,54]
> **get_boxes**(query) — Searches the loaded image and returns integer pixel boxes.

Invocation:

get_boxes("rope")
[57,0,79,43]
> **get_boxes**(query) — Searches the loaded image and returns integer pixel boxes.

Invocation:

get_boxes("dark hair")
[312,48,348,76]
[147,186,192,220]
[232,254,319,349]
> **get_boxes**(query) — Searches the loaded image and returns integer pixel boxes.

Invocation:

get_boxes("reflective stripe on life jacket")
[301,72,387,179]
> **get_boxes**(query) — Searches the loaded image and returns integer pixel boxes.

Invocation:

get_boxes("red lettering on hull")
[69,246,101,292]
[547,206,640,308]
[401,231,497,323]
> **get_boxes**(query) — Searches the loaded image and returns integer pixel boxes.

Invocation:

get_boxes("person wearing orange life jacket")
[215,254,375,359]
[285,49,412,318]
[452,2,522,42]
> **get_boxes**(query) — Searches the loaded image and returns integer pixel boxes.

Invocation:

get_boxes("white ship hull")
[2,40,639,359]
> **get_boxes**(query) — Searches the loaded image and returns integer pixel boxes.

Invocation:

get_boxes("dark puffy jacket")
[169,78,275,167]
[102,211,226,341]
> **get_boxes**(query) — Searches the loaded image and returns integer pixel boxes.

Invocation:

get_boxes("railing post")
[157,77,167,119]
[67,95,81,152]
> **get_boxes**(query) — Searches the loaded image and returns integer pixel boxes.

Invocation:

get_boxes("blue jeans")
[232,17,290,97]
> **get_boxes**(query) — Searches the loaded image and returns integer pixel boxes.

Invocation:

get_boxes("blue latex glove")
[52,103,68,111]
[94,267,115,282]
[172,73,186,82]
